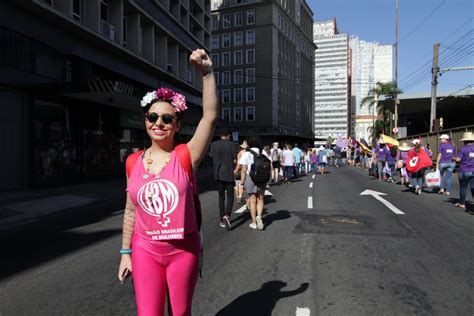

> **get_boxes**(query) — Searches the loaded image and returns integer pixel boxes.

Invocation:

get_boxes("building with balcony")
[0,0,211,191]
[350,36,392,141]
[210,0,316,144]
[313,18,350,139]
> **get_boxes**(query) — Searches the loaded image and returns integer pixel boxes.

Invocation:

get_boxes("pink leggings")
[132,233,200,316]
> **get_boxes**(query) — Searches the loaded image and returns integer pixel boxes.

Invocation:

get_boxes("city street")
[1,165,473,315]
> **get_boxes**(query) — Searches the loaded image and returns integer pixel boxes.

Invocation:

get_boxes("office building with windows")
[313,18,350,139]
[211,0,316,142]
[0,0,211,191]
[350,36,393,141]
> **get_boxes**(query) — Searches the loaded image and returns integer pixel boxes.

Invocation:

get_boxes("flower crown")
[140,87,188,112]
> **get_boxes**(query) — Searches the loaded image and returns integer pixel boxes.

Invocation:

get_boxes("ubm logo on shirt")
[137,179,179,227]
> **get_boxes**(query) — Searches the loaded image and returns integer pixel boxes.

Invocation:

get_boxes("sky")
[307,0,474,94]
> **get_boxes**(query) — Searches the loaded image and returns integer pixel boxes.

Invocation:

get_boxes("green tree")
[326,135,334,146]
[361,81,402,142]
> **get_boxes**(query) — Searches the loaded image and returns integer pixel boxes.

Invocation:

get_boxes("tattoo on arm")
[121,194,135,248]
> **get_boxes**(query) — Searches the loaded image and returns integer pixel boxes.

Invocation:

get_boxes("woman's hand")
[118,254,132,283]
[189,49,213,76]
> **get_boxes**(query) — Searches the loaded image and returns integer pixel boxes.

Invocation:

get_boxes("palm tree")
[361,82,402,142]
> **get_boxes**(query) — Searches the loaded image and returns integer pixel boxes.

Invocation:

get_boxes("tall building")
[0,0,211,191]
[210,0,316,143]
[313,18,350,139]
[350,36,393,141]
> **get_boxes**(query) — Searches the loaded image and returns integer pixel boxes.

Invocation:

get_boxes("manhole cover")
[320,216,362,225]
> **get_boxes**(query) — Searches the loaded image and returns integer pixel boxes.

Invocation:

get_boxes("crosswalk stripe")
[296,307,310,316]
[235,205,247,213]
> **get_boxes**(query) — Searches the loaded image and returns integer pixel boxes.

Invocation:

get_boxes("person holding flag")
[406,139,433,195]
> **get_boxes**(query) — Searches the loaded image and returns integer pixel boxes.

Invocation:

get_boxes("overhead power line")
[399,0,446,42]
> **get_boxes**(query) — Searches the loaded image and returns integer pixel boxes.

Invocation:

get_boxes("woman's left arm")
[187,49,218,172]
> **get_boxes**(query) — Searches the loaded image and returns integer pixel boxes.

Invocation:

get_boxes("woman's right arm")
[118,192,135,281]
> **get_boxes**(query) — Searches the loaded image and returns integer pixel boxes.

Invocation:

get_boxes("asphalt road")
[1,165,473,315]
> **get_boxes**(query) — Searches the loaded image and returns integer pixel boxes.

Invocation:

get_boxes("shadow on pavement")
[263,210,291,229]
[215,280,309,316]
[0,228,120,281]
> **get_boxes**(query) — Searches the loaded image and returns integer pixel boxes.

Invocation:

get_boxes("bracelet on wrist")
[120,248,132,255]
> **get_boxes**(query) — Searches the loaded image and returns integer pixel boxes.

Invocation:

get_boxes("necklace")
[143,148,171,179]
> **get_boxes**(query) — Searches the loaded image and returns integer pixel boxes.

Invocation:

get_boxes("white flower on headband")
[141,91,157,107]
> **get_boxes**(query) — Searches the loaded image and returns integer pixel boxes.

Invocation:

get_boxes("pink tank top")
[127,149,198,241]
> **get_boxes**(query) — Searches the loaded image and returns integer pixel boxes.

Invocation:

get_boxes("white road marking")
[307,196,313,209]
[312,175,315,179]
[296,307,310,316]
[309,182,313,188]
[235,205,247,214]
[360,189,405,215]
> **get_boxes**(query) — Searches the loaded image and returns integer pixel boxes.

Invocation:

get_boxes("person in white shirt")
[239,136,265,230]
[281,143,295,183]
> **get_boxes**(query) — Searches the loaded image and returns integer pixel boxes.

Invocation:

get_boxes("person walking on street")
[318,145,327,175]
[281,144,295,183]
[262,145,274,188]
[374,141,389,180]
[437,134,456,196]
[118,49,217,315]
[453,132,474,209]
[304,148,312,173]
[292,143,303,178]
[398,142,411,186]
[386,146,398,183]
[234,142,248,205]
[310,148,319,174]
[406,138,433,195]
[239,136,266,230]
[270,142,282,184]
[209,128,239,230]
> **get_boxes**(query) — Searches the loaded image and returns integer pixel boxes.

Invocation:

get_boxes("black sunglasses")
[145,112,176,124]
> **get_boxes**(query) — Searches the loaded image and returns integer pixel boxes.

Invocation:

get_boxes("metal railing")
[398,125,474,158]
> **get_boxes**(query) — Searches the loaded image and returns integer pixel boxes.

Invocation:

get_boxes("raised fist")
[189,49,213,76]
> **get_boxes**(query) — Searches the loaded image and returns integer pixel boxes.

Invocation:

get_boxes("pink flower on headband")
[155,87,188,112]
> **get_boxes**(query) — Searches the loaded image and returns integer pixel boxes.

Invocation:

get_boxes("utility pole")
[393,0,399,137]
[430,43,440,132]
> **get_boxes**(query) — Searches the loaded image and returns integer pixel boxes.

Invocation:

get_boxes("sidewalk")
[0,165,215,235]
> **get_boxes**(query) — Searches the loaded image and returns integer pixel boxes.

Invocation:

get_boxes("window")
[234,88,243,103]
[222,89,231,103]
[212,15,219,30]
[222,52,231,66]
[215,71,220,86]
[234,107,243,122]
[246,87,255,102]
[278,14,281,29]
[211,53,219,67]
[234,12,243,27]
[222,108,231,122]
[122,11,127,46]
[246,106,255,121]
[234,69,243,84]
[222,34,231,48]
[211,35,219,49]
[246,68,255,83]
[246,49,255,64]
[234,32,243,46]
[223,71,231,85]
[234,51,243,65]
[100,0,108,21]
[73,0,82,20]
[223,14,231,28]
[246,30,255,45]
[246,10,255,25]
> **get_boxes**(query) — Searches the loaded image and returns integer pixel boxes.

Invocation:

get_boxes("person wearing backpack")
[270,142,282,184]
[117,49,217,315]
[239,136,270,230]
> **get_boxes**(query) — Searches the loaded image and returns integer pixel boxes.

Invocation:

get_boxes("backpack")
[271,148,280,162]
[249,149,272,184]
